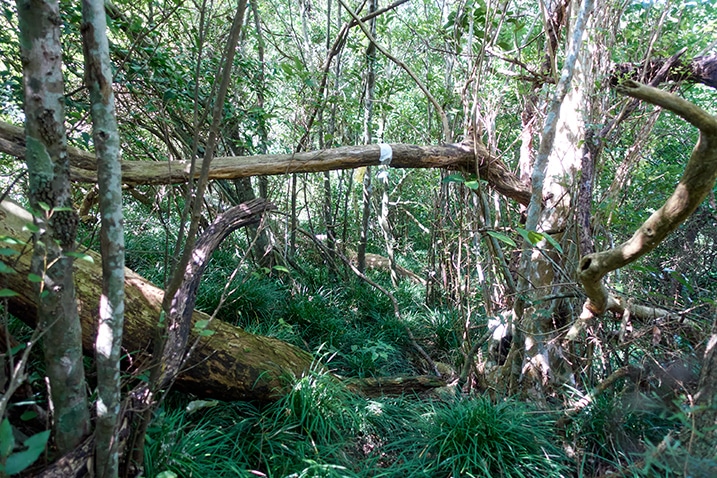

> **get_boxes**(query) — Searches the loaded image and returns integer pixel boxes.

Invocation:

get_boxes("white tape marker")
[378,143,393,165]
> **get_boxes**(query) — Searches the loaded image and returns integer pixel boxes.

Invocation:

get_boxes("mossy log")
[0,199,313,402]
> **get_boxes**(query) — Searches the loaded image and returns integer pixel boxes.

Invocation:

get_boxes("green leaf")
[0,236,26,246]
[0,248,20,257]
[0,289,19,298]
[5,429,51,475]
[0,262,17,275]
[442,173,465,184]
[516,228,543,246]
[194,319,215,336]
[486,231,516,247]
[37,202,50,212]
[272,265,290,273]
[51,206,74,212]
[162,89,177,101]
[497,39,513,51]
[464,180,480,190]
[0,418,14,459]
[27,273,43,283]
[20,411,37,422]
[23,223,39,234]
[541,232,563,253]
[64,251,94,263]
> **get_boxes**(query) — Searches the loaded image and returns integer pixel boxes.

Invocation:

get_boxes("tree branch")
[576,82,717,322]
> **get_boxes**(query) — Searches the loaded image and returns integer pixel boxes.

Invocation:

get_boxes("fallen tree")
[0,120,531,205]
[0,199,314,402]
[0,199,445,402]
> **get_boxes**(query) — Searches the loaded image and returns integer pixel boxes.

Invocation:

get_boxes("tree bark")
[80,0,125,474]
[0,200,314,403]
[509,0,595,396]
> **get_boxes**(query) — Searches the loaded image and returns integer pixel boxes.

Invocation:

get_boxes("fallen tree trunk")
[0,121,531,205]
[0,199,314,402]
[1,200,446,402]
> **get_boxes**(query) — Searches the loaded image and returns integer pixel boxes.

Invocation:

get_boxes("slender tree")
[15,0,90,452]
[357,0,378,273]
[80,0,125,475]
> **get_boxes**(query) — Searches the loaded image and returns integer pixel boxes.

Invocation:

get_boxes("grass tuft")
[390,396,570,477]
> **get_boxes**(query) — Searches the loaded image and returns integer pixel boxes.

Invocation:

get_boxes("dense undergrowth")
[141,369,682,478]
[111,227,688,478]
[143,372,576,478]
[0,214,699,477]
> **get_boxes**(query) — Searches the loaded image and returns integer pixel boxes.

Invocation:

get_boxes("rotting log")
[0,121,531,205]
[0,199,314,402]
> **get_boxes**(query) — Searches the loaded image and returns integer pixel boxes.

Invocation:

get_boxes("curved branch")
[577,82,717,319]
[157,198,275,388]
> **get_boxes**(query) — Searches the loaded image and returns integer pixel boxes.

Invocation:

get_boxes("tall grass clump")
[232,366,365,477]
[143,368,366,477]
[391,396,570,477]
[273,366,359,442]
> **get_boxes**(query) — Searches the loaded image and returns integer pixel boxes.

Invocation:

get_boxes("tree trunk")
[15,0,90,452]
[509,0,595,397]
[0,200,314,403]
[0,121,530,206]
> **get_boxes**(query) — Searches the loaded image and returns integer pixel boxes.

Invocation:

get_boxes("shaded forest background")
[1,0,717,476]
